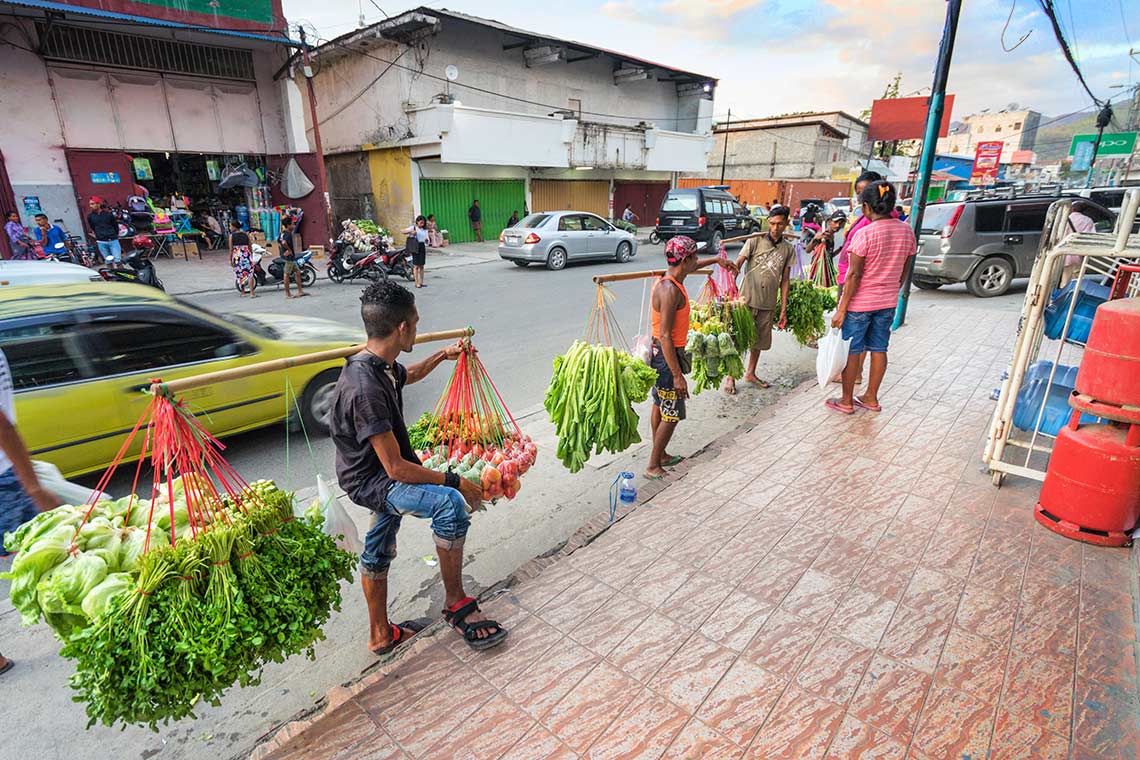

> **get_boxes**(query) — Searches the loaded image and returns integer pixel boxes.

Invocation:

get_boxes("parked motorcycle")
[327,238,386,284]
[236,244,318,293]
[382,244,415,282]
[99,249,164,290]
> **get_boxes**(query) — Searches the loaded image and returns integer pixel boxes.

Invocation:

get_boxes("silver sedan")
[498,211,638,270]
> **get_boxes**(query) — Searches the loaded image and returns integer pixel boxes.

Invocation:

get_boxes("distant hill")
[1033,109,1101,163]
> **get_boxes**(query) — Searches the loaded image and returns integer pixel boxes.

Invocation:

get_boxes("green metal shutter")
[419,179,526,244]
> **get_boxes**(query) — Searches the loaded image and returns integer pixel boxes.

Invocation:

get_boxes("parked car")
[498,211,637,270]
[0,259,103,288]
[913,196,1114,297]
[828,196,853,216]
[1062,186,1139,232]
[1,283,364,477]
[746,205,770,232]
[654,187,760,250]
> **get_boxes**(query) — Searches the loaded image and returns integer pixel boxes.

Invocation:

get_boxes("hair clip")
[878,184,889,197]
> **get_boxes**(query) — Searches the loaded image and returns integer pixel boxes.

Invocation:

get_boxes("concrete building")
[0,0,331,257]
[936,109,1042,164]
[304,7,716,242]
[706,111,869,183]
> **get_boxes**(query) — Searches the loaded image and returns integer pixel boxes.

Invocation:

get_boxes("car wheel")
[327,264,345,283]
[709,229,723,252]
[966,257,1013,297]
[546,247,567,271]
[300,369,340,435]
[649,231,661,245]
[300,264,317,288]
[615,241,633,263]
[513,260,529,268]
[913,279,942,290]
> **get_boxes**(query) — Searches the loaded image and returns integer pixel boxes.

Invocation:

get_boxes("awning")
[1,0,301,46]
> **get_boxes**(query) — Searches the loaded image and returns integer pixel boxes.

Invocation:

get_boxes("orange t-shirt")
[651,275,690,347]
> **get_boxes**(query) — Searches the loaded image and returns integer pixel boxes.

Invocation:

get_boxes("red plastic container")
[1036,413,1140,547]
[1075,297,1140,409]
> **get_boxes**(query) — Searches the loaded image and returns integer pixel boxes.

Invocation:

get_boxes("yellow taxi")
[1,283,363,478]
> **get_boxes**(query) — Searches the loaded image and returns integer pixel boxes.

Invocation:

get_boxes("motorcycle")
[99,248,164,291]
[382,243,415,282]
[327,237,386,284]
[236,244,318,293]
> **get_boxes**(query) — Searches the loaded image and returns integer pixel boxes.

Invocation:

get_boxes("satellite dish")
[445,64,459,82]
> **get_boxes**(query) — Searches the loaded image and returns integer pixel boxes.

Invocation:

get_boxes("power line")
[1035,0,1103,106]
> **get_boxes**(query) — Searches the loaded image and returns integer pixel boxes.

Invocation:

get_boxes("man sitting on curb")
[330,280,507,654]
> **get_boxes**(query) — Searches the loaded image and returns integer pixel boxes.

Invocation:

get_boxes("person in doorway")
[468,200,483,242]
[5,212,33,261]
[826,181,915,415]
[230,219,256,298]
[0,347,56,678]
[506,210,520,229]
[835,171,887,385]
[278,216,308,299]
[330,280,507,655]
[32,214,70,261]
[409,215,429,288]
[645,236,737,479]
[622,204,639,225]
[426,214,446,248]
[726,205,794,393]
[86,198,122,267]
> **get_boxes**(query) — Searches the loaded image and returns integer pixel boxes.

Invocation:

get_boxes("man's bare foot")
[723,377,736,395]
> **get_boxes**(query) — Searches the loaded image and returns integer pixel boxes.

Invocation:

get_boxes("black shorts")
[411,241,426,267]
[649,343,688,423]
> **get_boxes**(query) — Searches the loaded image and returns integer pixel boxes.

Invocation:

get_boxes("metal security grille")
[37,23,256,81]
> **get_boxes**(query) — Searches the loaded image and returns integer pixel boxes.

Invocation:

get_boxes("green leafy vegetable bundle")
[686,300,745,394]
[544,341,657,472]
[776,281,838,346]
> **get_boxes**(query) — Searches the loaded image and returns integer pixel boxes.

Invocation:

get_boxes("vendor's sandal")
[825,398,855,415]
[664,455,684,466]
[370,620,427,656]
[746,378,772,388]
[854,396,882,412]
[443,597,508,651]
[0,659,13,676]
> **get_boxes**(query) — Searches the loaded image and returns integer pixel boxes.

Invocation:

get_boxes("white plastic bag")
[32,460,107,506]
[632,334,653,364]
[816,326,851,387]
[318,474,363,554]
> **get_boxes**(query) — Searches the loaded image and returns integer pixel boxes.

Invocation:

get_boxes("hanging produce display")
[1,387,355,730]
[544,340,658,473]
[687,300,744,394]
[809,244,838,289]
[776,280,839,346]
[412,342,537,501]
[340,219,395,251]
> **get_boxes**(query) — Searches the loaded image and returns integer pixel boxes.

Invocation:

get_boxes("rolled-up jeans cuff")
[361,566,389,580]
[433,534,466,552]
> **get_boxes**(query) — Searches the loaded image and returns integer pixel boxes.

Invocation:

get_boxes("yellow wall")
[367,147,414,233]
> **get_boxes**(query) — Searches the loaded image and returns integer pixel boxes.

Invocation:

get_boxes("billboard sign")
[62,1,282,32]
[868,95,956,141]
[1071,141,1094,172]
[1068,132,1137,158]
[970,141,1003,185]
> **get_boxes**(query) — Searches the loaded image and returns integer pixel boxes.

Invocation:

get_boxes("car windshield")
[179,300,280,339]
[661,193,699,212]
[517,214,549,228]
[919,204,962,235]
[831,199,851,208]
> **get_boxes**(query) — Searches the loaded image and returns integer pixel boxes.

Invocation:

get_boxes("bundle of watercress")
[776,281,838,346]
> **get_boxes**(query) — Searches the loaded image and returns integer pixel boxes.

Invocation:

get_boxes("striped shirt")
[846,218,916,312]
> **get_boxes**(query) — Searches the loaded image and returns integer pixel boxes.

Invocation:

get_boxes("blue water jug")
[608,471,638,522]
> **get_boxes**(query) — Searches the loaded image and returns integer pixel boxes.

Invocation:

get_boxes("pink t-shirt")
[845,218,916,312]
[837,209,901,284]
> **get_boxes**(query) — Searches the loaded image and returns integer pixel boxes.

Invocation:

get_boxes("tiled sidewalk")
[254,305,1140,760]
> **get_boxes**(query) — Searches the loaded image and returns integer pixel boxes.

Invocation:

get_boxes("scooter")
[99,249,164,291]
[327,238,386,283]
[237,244,317,293]
[382,243,415,282]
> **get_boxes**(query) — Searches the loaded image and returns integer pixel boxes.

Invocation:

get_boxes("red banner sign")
[868,95,956,141]
[970,141,1004,185]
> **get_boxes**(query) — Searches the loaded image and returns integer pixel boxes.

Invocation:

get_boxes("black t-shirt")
[469,205,481,222]
[87,211,119,241]
[278,229,295,260]
[330,353,417,509]
[231,231,250,247]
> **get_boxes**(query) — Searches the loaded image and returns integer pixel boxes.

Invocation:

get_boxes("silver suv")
[913,197,1114,297]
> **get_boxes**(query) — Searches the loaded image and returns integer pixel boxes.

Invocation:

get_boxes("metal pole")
[1084,103,1114,189]
[298,26,336,248]
[719,109,731,184]
[893,0,962,330]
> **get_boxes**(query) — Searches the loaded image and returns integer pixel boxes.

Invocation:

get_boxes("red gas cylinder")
[1036,413,1140,547]
[1075,297,1140,408]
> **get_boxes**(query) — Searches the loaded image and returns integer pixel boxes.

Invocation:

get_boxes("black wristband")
[444,472,460,490]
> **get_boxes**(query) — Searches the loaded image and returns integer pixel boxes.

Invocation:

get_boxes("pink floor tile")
[879,606,952,674]
[1071,677,1140,760]
[543,662,640,754]
[648,633,737,713]
[822,716,907,760]
[743,686,845,760]
[469,613,564,689]
[269,700,383,760]
[742,554,810,606]
[538,573,619,632]
[354,644,460,719]
[909,683,996,760]
[421,694,534,760]
[585,688,689,760]
[794,634,874,706]
[954,585,1018,645]
[1077,626,1140,691]
[934,625,1008,705]
[660,572,734,627]
[829,588,898,650]
[697,660,788,746]
[1080,584,1138,640]
[1010,601,1078,664]
[607,612,689,683]
[988,708,1070,760]
[854,553,916,601]
[741,609,825,680]
[900,567,965,621]
[504,639,600,720]
[810,537,874,584]
[699,590,776,652]
[570,593,653,658]
[847,654,932,743]
[499,723,579,760]
[968,549,1025,595]
[626,556,696,609]
[999,652,1074,738]
[382,669,497,757]
[660,719,744,760]
[780,569,849,622]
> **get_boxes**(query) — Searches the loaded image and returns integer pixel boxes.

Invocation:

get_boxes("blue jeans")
[842,307,895,354]
[360,483,470,574]
[96,239,122,263]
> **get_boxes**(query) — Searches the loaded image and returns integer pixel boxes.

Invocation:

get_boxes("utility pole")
[894,0,961,330]
[298,25,336,247]
[719,109,731,184]
[1084,102,1114,189]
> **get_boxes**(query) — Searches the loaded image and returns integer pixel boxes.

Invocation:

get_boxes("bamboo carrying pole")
[591,230,769,284]
[151,327,475,395]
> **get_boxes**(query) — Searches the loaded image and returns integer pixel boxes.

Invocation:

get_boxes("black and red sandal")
[370,619,427,656]
[442,597,508,651]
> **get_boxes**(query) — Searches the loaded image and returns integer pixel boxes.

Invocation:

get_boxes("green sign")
[206,160,220,181]
[133,157,153,180]
[1068,132,1137,157]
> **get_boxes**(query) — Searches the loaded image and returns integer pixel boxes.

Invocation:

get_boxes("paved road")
[4,244,1023,760]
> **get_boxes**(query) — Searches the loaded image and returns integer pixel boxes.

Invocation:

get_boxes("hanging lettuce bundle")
[2,385,355,730]
[776,281,839,346]
[687,300,744,394]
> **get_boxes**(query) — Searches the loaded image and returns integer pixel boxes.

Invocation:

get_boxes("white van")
[0,260,103,287]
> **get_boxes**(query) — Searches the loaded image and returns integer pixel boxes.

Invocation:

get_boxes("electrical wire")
[317,45,412,126]
[1035,0,1102,106]
[1000,0,1032,52]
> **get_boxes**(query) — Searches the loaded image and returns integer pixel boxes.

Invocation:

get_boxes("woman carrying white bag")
[824,181,916,415]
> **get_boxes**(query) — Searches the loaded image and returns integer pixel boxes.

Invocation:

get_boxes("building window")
[1013,122,1022,130]
[568,98,581,117]
[995,126,1002,132]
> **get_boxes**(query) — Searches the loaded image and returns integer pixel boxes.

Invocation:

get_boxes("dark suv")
[913,196,1114,297]
[655,187,760,249]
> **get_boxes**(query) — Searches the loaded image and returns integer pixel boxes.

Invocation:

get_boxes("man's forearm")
[696,256,723,269]
[405,349,448,384]
[390,458,448,486]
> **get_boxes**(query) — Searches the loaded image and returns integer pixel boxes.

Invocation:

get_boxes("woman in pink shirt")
[826,181,915,415]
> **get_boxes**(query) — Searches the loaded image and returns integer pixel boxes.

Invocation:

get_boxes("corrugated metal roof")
[0,0,300,46]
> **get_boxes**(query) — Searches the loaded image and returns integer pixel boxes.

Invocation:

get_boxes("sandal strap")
[443,597,479,626]
[462,619,505,642]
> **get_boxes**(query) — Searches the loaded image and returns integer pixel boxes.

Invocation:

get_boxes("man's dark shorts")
[650,344,688,423]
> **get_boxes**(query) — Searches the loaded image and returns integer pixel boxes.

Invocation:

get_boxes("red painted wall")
[612,181,669,225]
[64,149,135,233]
[268,153,331,251]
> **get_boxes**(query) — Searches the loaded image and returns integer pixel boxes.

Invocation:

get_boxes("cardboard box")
[168,239,198,260]
[307,245,325,259]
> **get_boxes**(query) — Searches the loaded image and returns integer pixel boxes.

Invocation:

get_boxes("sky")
[283,0,1138,125]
